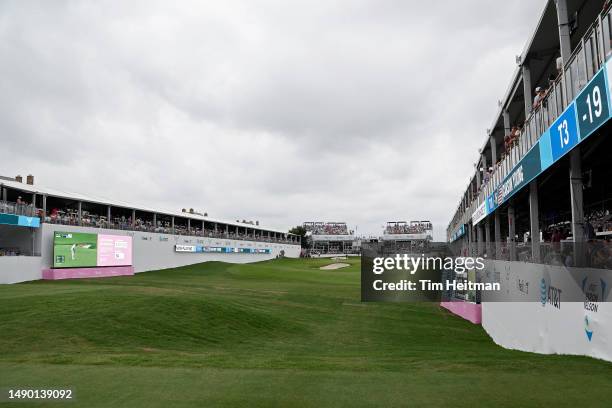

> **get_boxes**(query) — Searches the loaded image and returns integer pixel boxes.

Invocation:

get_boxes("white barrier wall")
[0,224,301,284]
[0,256,44,284]
[481,260,612,362]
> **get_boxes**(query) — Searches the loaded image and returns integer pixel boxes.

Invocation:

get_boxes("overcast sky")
[0,0,546,239]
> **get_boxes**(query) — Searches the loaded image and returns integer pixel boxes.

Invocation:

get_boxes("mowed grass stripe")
[0,257,611,407]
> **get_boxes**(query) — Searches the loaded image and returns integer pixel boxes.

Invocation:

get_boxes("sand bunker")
[319,263,350,270]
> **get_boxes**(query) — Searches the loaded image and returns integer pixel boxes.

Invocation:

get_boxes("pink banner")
[440,301,482,324]
[42,266,134,280]
[97,234,133,266]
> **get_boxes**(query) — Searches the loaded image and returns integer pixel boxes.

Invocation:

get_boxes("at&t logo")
[540,277,561,309]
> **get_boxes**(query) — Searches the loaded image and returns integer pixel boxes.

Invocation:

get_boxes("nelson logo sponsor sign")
[582,277,607,342]
[582,277,607,313]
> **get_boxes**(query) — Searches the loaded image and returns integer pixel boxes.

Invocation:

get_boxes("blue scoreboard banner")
[472,62,612,226]
[550,103,580,162]
[0,213,41,228]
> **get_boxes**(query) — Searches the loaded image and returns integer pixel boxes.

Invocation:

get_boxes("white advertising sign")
[481,260,612,362]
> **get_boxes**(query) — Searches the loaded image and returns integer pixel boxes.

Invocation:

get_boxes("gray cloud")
[0,0,545,239]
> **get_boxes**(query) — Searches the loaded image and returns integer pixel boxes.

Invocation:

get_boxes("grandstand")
[380,221,433,253]
[446,0,612,362]
[303,222,358,255]
[0,176,300,284]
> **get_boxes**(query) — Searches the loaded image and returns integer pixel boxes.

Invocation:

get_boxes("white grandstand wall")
[0,224,300,284]
[0,256,44,284]
[481,260,612,363]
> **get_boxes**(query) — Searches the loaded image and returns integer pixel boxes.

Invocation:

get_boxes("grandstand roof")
[0,178,294,235]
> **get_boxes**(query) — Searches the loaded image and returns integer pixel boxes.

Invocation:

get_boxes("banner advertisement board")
[174,245,271,254]
[53,231,133,268]
[0,213,41,228]
[471,201,487,225]
[481,260,612,362]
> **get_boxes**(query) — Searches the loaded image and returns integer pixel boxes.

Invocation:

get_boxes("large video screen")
[53,231,133,268]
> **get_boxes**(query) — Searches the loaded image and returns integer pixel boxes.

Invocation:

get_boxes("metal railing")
[0,200,39,217]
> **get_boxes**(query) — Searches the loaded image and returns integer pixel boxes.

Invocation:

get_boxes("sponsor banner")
[487,142,541,214]
[471,201,487,225]
[381,233,431,241]
[174,245,271,254]
[0,213,40,228]
[481,260,612,362]
[450,224,465,242]
[175,245,197,252]
[310,234,354,242]
[17,215,40,228]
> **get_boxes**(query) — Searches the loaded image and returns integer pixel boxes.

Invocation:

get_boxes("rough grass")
[0,257,610,407]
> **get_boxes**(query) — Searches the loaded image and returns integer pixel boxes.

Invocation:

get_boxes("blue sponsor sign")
[550,103,579,162]
[17,215,40,228]
[0,213,40,228]
[487,194,495,213]
[450,224,466,242]
[488,144,541,211]
[177,245,270,254]
[538,129,553,171]
[575,68,609,140]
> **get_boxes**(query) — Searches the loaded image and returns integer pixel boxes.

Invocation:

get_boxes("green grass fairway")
[1,257,611,407]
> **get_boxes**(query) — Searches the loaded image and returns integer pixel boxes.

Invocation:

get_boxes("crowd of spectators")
[480,78,559,196]
[0,247,21,256]
[385,222,432,235]
[304,222,352,235]
[1,195,296,244]
[40,208,295,244]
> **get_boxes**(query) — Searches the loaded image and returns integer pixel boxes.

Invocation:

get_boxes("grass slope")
[0,257,610,407]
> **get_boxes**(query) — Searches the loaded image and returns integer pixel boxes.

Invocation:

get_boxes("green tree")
[288,225,309,249]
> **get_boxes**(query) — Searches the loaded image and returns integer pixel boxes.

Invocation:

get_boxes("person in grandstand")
[533,87,546,109]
